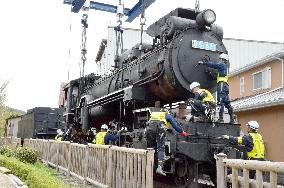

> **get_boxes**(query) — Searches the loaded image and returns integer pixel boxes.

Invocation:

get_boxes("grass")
[0,155,74,188]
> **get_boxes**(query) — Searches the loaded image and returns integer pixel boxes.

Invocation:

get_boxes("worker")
[187,82,216,122]
[55,129,64,141]
[94,124,122,145]
[147,108,189,176]
[222,121,265,178]
[198,53,234,123]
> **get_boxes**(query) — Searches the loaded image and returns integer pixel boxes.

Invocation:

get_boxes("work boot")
[229,115,235,124]
[156,161,166,176]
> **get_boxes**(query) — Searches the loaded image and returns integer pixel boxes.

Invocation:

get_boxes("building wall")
[224,39,284,72]
[229,60,282,100]
[235,105,284,162]
[6,117,22,138]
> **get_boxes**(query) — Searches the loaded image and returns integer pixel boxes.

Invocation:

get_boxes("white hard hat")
[219,53,229,61]
[59,132,64,136]
[57,129,62,134]
[247,121,259,130]
[190,82,200,91]
[101,124,108,130]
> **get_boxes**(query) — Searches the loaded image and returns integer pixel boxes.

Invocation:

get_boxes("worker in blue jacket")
[93,124,123,145]
[222,121,265,178]
[198,53,234,123]
[147,108,189,176]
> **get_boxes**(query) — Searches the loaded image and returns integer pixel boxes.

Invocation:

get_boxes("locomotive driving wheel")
[173,157,194,188]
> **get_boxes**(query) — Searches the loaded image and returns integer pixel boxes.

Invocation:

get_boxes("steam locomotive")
[63,8,243,187]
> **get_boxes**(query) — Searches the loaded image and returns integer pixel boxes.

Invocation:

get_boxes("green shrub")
[15,147,38,164]
[0,155,72,188]
[0,145,15,157]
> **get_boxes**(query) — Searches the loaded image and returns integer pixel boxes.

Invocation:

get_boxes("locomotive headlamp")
[196,9,216,26]
[203,10,216,24]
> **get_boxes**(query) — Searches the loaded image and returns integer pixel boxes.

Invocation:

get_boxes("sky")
[0,0,284,112]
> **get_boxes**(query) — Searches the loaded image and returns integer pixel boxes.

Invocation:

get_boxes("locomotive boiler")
[63,8,243,187]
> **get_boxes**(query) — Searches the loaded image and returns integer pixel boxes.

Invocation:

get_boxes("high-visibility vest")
[217,67,229,83]
[55,135,63,141]
[96,132,107,145]
[149,112,171,129]
[199,89,215,103]
[247,133,265,159]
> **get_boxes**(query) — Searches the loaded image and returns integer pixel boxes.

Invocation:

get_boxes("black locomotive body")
[18,107,65,139]
[63,8,243,187]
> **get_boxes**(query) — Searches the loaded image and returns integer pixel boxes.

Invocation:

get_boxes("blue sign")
[192,40,217,51]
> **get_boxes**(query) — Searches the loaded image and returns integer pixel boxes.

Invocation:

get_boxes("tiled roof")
[231,87,284,112]
[229,50,284,77]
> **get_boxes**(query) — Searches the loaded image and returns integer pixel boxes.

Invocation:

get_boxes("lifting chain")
[114,0,124,68]
[195,0,200,12]
[80,14,88,78]
[139,0,146,58]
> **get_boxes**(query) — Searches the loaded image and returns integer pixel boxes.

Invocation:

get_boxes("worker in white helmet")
[198,53,234,123]
[94,124,125,145]
[222,120,265,178]
[187,82,216,122]
[55,129,64,141]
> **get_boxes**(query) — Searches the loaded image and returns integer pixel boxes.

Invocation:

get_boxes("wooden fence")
[216,153,284,188]
[24,139,155,188]
[0,137,21,147]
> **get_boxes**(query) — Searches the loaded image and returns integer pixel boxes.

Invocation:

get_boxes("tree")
[0,80,8,108]
[0,81,23,136]
[0,81,9,136]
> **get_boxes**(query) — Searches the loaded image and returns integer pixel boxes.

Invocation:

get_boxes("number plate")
[192,40,217,51]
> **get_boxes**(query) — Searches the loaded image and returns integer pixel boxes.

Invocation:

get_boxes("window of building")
[240,76,245,96]
[252,67,271,91]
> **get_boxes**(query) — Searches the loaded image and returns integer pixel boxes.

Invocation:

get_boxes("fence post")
[232,167,238,188]
[47,140,51,164]
[256,170,263,187]
[107,146,113,187]
[67,142,72,177]
[84,144,89,186]
[216,153,227,188]
[243,168,249,188]
[56,142,60,172]
[146,148,155,188]
[270,171,277,188]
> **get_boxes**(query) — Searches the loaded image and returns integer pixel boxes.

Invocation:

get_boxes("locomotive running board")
[87,85,146,107]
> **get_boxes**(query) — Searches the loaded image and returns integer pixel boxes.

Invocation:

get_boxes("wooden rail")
[216,153,284,188]
[0,137,21,147]
[24,139,154,188]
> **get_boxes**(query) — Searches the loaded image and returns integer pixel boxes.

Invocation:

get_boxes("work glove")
[222,135,230,139]
[180,131,189,137]
[117,127,128,135]
[185,115,191,122]
[198,60,204,65]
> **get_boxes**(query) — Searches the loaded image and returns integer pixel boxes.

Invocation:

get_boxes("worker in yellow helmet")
[94,124,123,145]
[222,120,265,178]
[147,108,189,176]
[198,53,234,123]
[187,82,216,122]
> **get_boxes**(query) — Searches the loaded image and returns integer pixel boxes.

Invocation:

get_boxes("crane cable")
[67,6,73,81]
[139,0,146,58]
[114,0,124,69]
